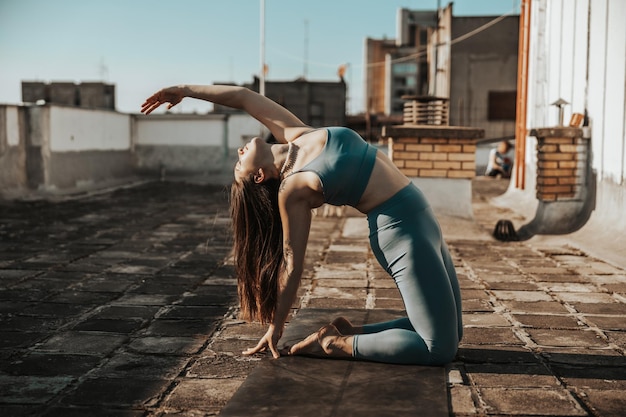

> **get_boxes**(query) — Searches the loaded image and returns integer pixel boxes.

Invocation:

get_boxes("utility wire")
[268,7,519,70]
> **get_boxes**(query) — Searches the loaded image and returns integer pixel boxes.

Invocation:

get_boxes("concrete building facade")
[21,81,116,110]
[364,9,434,115]
[449,15,519,139]
[364,4,519,141]
[214,77,347,129]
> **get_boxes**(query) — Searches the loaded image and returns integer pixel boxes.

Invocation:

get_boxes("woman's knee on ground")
[427,341,458,365]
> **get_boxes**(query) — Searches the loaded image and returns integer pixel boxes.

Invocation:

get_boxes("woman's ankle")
[319,325,353,357]
[331,317,362,335]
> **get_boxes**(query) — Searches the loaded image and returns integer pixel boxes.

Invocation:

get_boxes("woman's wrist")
[270,320,284,334]
[177,84,192,98]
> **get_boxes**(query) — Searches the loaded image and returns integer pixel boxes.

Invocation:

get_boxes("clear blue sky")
[0,0,519,114]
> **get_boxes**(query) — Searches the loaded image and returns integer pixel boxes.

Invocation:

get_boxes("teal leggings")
[353,183,463,365]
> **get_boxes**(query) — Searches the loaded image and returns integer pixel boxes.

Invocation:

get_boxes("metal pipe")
[514,0,531,190]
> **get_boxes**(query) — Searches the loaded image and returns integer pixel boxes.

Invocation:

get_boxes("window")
[419,29,428,46]
[394,77,406,87]
[488,91,517,121]
[392,62,417,75]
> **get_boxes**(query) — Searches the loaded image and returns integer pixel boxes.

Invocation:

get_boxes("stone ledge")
[383,124,485,140]
[530,127,585,138]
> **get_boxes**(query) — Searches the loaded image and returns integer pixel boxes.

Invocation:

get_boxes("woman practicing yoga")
[141,84,462,365]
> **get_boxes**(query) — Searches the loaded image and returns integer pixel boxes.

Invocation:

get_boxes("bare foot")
[287,325,352,358]
[331,317,356,335]
[318,324,352,358]
[286,329,326,357]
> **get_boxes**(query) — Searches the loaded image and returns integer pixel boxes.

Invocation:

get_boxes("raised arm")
[141,84,311,143]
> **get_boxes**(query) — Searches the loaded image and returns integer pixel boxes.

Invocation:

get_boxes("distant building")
[449,14,519,138]
[364,4,519,139]
[365,9,435,115]
[214,76,346,129]
[21,81,116,110]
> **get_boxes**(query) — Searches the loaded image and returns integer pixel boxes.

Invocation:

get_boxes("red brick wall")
[536,135,588,201]
[389,137,477,179]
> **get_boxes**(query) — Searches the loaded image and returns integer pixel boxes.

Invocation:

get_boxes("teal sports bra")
[292,127,378,207]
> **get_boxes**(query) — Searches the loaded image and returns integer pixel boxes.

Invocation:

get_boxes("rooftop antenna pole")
[260,0,266,96]
[304,19,309,78]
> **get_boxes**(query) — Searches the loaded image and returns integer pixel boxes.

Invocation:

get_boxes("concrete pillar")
[382,125,484,218]
[532,127,589,201]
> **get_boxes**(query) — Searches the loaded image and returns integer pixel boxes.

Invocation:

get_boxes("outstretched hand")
[141,86,185,115]
[242,324,282,359]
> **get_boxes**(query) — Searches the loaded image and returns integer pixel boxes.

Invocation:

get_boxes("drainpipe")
[494,126,595,241]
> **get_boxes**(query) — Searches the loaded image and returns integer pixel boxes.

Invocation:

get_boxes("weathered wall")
[0,106,27,190]
[44,106,132,190]
[133,112,261,176]
[0,104,261,194]
[450,16,519,140]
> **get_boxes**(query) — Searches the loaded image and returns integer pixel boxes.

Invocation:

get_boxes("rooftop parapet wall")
[383,125,484,179]
[382,125,484,219]
[0,104,261,194]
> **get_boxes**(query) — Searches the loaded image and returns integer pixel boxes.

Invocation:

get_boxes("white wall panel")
[227,114,262,149]
[602,0,626,183]
[6,106,20,146]
[571,0,589,116]
[49,107,130,152]
[546,0,563,126]
[528,0,547,127]
[587,0,608,172]
[558,0,576,119]
[136,118,223,147]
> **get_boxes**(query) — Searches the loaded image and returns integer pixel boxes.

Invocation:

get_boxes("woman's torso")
[289,127,409,213]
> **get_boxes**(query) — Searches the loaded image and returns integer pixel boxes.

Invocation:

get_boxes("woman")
[141,85,462,365]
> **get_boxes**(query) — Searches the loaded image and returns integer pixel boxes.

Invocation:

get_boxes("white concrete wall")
[510,0,626,266]
[592,0,626,185]
[134,112,261,149]
[0,105,27,191]
[527,0,626,185]
[135,114,226,147]
[44,106,132,189]
[132,112,261,177]
[227,113,264,149]
[5,106,20,147]
[49,106,130,152]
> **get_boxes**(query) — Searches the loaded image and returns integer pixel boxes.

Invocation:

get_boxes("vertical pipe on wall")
[259,0,266,97]
[515,0,531,189]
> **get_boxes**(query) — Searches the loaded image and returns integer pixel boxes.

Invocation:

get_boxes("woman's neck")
[279,142,299,178]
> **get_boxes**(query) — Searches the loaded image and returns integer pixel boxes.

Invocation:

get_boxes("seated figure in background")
[485,140,514,178]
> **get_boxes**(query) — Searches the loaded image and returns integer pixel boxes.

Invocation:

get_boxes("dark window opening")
[488,91,517,121]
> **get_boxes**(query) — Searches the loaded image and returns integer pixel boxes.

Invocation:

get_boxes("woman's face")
[234,137,268,182]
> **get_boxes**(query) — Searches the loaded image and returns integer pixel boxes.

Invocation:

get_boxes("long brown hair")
[229,175,283,323]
